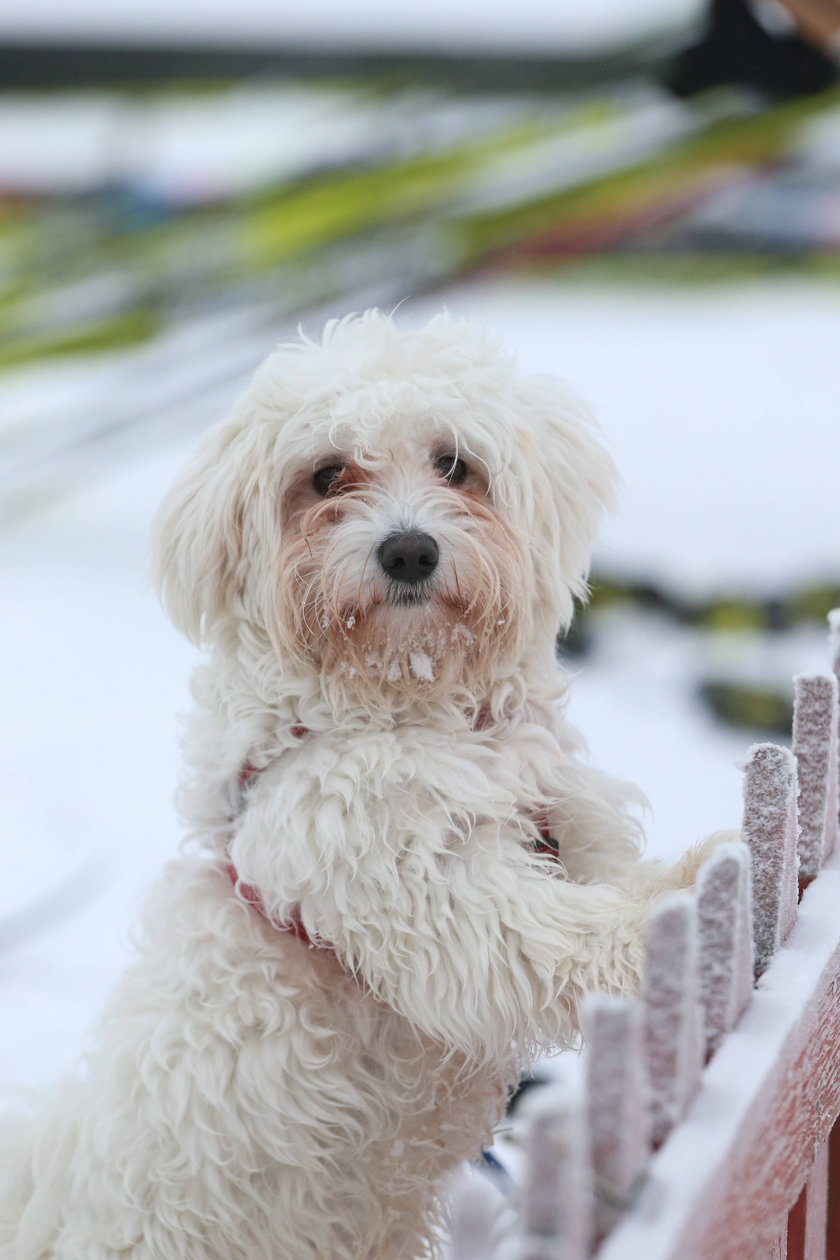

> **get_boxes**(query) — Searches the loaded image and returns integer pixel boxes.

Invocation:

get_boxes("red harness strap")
[228,726,320,947]
[226,863,315,946]
[533,823,560,860]
[227,723,560,946]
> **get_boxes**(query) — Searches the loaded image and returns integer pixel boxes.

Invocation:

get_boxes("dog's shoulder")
[246,712,574,829]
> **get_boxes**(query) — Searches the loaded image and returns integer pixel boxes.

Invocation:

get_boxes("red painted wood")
[806,1142,830,1260]
[789,1142,830,1260]
[827,1120,840,1260]
[665,965,840,1259]
[789,1178,809,1260]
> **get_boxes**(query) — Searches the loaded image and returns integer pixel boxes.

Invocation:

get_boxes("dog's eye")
[313,465,345,496]
[434,454,467,486]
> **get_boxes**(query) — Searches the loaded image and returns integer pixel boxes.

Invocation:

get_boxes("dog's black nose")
[378,532,439,584]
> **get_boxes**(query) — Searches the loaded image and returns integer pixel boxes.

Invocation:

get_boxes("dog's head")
[153,311,616,708]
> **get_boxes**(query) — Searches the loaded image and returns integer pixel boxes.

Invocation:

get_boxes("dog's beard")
[326,597,504,695]
[277,498,526,706]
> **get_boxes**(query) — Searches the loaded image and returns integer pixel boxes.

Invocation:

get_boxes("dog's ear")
[151,417,255,645]
[516,375,619,632]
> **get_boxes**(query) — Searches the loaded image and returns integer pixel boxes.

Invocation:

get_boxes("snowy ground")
[2,274,838,1105]
[0,0,703,55]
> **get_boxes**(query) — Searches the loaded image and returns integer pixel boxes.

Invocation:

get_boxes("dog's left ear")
[517,375,619,632]
[151,414,263,645]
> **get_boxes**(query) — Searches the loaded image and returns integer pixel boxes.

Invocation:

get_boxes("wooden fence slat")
[793,673,839,884]
[585,995,649,1243]
[697,842,754,1058]
[518,1081,592,1260]
[742,743,799,977]
[733,838,756,1023]
[829,610,840,832]
[642,894,704,1148]
[448,1169,504,1260]
[771,1232,789,1260]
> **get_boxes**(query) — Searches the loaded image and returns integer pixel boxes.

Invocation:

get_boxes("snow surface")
[0,0,703,55]
[447,1170,512,1259]
[1,275,837,1102]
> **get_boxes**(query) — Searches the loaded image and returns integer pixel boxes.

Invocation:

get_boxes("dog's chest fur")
[73,716,541,1255]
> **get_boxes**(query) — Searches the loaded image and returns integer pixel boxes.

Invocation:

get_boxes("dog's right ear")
[151,418,252,645]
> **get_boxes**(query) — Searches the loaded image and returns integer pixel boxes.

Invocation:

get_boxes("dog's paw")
[665,829,743,893]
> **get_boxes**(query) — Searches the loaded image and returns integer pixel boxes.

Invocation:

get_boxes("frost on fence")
[830,608,840,825]
[741,743,798,977]
[696,842,753,1059]
[793,672,838,885]
[642,894,703,1148]
[584,996,648,1243]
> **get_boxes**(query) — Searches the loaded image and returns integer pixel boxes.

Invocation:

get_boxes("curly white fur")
[1,311,712,1260]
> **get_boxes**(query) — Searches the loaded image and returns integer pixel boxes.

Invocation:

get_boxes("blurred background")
[3,0,840,1117]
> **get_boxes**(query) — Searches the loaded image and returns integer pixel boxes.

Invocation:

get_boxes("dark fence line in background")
[0,42,660,92]
[562,577,840,736]
[583,575,840,634]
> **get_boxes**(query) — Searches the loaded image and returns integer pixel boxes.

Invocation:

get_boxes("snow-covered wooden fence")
[449,611,840,1260]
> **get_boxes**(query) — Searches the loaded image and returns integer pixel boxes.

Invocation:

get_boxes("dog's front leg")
[334,851,652,1062]
[233,794,654,1065]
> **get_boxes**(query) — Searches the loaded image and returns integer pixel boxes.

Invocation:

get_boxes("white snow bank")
[0,0,703,55]
[0,447,194,1098]
[409,277,840,598]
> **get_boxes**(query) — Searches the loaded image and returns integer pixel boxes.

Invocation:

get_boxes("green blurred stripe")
[5,82,840,369]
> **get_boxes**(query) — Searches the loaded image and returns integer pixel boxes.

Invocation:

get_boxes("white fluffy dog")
[2,311,708,1260]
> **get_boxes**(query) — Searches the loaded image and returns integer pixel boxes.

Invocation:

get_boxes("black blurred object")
[557,618,592,659]
[667,0,837,99]
[506,1071,549,1116]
